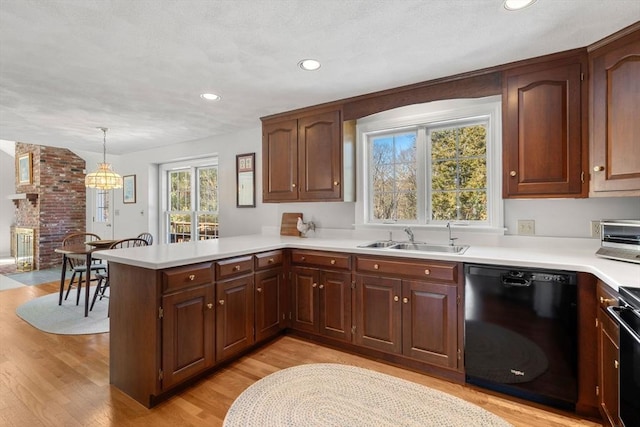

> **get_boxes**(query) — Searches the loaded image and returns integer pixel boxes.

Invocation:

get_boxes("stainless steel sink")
[388,242,469,254]
[357,240,397,248]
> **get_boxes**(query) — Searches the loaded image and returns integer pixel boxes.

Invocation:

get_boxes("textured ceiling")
[1,0,639,155]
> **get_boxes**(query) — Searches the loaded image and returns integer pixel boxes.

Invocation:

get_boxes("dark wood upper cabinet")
[262,109,343,202]
[503,53,588,198]
[589,24,640,196]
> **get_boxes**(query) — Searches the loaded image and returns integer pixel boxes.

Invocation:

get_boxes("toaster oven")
[596,220,640,264]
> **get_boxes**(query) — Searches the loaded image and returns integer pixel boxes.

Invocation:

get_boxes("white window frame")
[159,156,219,243]
[355,96,503,231]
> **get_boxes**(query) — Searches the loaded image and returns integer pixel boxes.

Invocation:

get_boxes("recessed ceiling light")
[298,59,321,71]
[200,93,221,101]
[504,0,536,10]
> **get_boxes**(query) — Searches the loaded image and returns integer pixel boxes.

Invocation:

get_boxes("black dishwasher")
[464,264,578,410]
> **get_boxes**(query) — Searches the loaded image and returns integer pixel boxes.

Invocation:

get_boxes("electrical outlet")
[517,219,535,236]
[591,220,601,238]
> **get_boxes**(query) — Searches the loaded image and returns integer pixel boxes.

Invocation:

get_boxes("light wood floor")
[1,282,603,427]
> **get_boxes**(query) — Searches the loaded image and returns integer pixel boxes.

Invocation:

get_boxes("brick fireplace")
[12,142,86,269]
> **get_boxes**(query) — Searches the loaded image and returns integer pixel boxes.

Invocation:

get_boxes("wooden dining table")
[54,244,109,317]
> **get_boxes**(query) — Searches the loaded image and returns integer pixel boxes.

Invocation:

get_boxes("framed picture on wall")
[236,153,255,207]
[123,175,136,204]
[17,153,32,184]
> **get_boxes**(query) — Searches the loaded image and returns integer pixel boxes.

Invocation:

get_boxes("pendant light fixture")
[85,127,123,190]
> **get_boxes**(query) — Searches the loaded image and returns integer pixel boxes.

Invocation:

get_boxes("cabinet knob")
[233,265,240,271]
[509,170,517,177]
[394,295,399,302]
[333,181,339,186]
[219,299,225,305]
[424,269,430,275]
[593,165,605,172]
[312,282,317,288]
[374,264,379,270]
[319,284,324,289]
[403,297,408,304]
[292,183,296,188]
[188,274,195,281]
[330,259,336,265]
[301,256,306,261]
[614,360,619,369]
[268,258,274,264]
[207,303,213,309]
[256,287,262,293]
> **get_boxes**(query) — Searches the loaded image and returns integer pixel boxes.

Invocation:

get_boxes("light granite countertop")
[97,233,640,291]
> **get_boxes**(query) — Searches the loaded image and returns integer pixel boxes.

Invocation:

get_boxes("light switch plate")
[517,219,535,235]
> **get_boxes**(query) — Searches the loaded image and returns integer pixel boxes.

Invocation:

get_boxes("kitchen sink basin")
[357,240,398,248]
[388,242,469,254]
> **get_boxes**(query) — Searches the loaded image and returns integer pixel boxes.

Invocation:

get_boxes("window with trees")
[359,97,501,228]
[160,157,219,243]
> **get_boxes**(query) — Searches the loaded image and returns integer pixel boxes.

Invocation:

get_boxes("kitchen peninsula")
[98,233,639,414]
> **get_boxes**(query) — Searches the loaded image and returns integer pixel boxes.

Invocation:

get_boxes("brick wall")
[14,143,86,269]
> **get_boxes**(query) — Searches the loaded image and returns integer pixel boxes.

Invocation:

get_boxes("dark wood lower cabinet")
[254,268,285,342]
[161,284,215,390]
[216,275,255,362]
[597,282,621,426]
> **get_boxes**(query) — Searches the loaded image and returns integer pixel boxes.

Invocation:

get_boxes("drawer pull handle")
[330,259,336,265]
[319,284,324,289]
[207,303,213,309]
[614,360,619,369]
[600,296,615,306]
[233,265,240,271]
[374,264,379,270]
[268,258,274,263]
[256,287,262,293]
[394,295,399,302]
[403,297,408,304]
[219,299,225,306]
[424,269,430,275]
[312,282,317,288]
[188,274,195,281]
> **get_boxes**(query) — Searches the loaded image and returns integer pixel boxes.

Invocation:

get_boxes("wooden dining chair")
[137,232,153,245]
[90,237,150,312]
[59,232,107,306]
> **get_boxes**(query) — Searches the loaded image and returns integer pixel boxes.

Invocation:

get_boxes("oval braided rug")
[224,363,512,427]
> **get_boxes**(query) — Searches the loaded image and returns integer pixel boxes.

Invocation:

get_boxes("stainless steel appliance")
[607,286,640,426]
[596,220,640,264]
[464,264,578,410]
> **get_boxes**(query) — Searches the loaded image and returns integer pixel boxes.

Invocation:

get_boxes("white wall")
[74,124,640,242]
[0,149,16,256]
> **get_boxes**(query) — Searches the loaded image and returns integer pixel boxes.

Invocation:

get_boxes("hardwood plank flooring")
[1,282,602,426]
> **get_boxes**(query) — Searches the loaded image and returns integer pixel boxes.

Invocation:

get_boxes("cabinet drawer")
[356,256,458,283]
[255,250,283,270]
[216,255,254,279]
[162,262,213,293]
[291,250,351,270]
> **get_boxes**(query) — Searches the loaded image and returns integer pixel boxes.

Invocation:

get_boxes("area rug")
[465,321,548,384]
[223,363,512,427]
[15,286,109,335]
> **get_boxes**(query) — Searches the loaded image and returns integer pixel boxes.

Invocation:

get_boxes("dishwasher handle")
[501,276,532,287]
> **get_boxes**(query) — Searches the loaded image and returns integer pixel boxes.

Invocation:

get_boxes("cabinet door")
[161,284,214,390]
[319,271,352,342]
[402,280,458,368]
[255,268,285,342]
[591,31,640,194]
[503,58,586,197]
[216,275,255,362]
[598,308,620,426]
[355,275,402,354]
[262,118,298,201]
[290,267,319,333]
[298,110,342,201]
